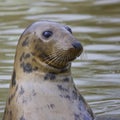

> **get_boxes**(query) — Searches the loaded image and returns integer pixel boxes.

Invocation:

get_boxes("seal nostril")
[72,42,83,50]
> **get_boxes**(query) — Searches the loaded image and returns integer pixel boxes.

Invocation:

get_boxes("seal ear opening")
[64,26,72,34]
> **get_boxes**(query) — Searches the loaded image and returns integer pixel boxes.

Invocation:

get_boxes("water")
[0,0,120,119]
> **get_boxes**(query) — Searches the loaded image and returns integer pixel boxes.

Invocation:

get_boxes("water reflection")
[0,0,120,119]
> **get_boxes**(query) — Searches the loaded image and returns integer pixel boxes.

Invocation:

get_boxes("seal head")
[16,21,83,75]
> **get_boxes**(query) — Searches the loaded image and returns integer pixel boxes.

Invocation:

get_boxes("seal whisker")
[45,52,63,65]
[43,50,63,62]
[51,52,70,67]
[42,51,67,68]
[42,53,58,62]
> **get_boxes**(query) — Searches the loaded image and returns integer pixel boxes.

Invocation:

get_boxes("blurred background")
[0,0,120,119]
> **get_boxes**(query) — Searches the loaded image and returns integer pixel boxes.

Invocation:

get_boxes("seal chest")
[3,21,94,120]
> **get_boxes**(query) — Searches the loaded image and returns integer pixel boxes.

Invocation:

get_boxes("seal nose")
[72,42,83,50]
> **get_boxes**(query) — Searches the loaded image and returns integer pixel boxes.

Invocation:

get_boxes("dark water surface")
[0,0,120,119]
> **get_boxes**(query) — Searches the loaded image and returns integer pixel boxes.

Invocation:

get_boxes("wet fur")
[3,21,94,120]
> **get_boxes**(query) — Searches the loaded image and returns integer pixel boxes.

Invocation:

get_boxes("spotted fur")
[20,116,26,120]
[44,73,56,80]
[19,86,25,96]
[3,21,94,120]
[22,37,29,47]
[21,62,33,73]
[11,70,16,87]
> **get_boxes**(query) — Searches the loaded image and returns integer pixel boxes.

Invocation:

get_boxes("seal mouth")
[40,49,82,69]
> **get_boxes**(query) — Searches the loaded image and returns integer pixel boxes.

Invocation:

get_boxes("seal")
[3,21,95,120]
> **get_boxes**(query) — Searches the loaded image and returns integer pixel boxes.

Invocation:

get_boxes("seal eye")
[42,31,53,39]
[65,26,72,34]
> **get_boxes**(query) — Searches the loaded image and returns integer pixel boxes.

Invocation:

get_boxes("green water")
[0,0,120,119]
